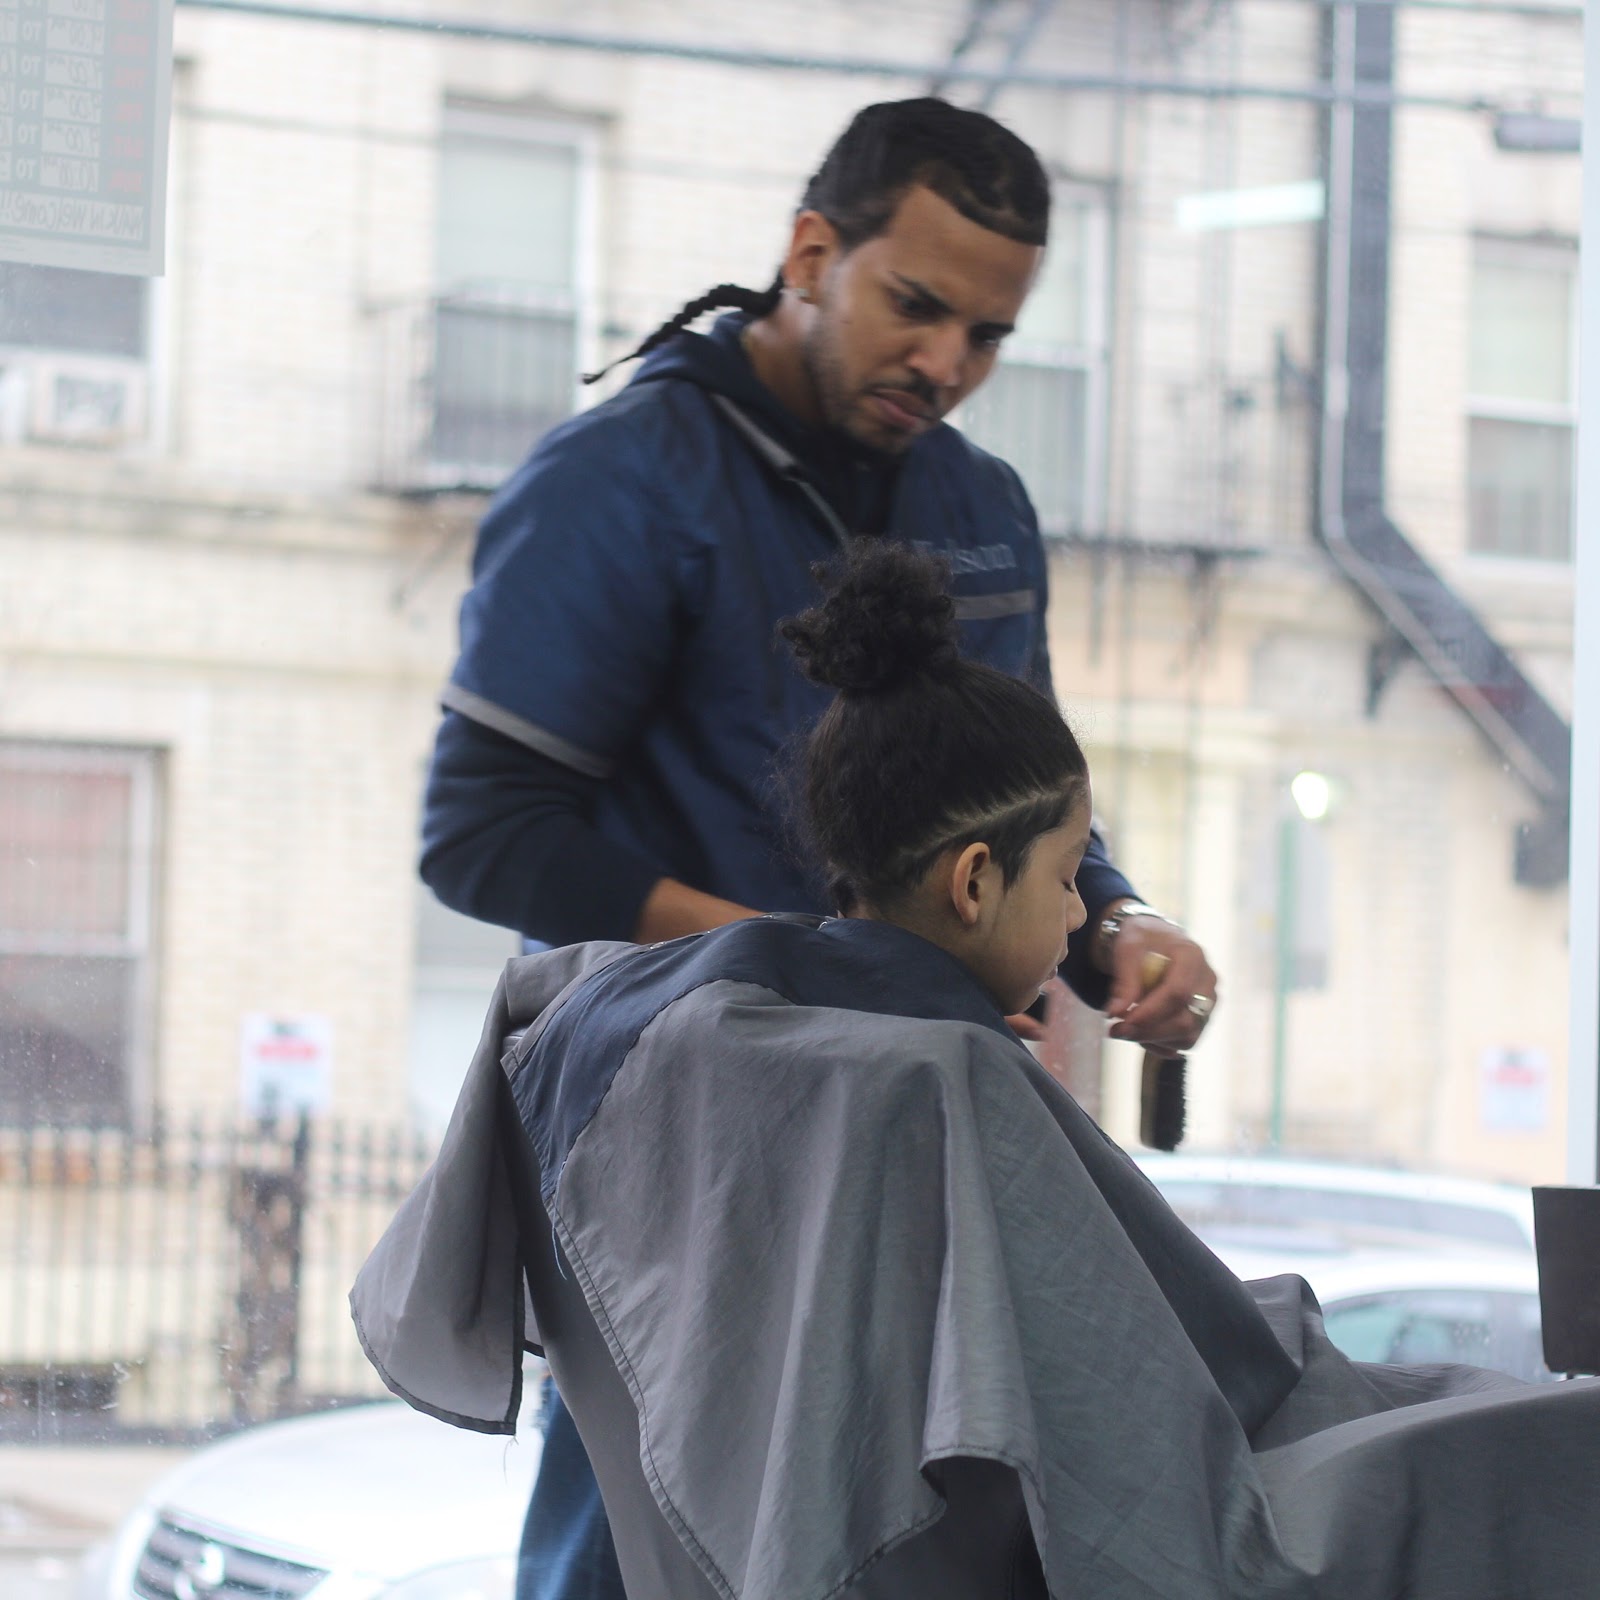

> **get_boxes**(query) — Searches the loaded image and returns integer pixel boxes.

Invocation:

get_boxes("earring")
[794,285,812,303]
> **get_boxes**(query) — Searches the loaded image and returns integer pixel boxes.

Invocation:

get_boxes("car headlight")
[380,1556,516,1600]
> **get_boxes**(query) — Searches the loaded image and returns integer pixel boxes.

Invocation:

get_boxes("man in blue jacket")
[421,97,1218,1600]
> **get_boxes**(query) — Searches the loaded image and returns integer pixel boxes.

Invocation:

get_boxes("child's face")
[969,797,1093,1017]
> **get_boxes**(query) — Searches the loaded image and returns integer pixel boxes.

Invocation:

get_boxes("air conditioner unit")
[26,355,148,448]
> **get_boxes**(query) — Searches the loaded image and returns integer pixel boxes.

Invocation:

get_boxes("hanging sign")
[0,0,173,273]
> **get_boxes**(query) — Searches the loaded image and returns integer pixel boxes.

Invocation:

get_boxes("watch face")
[1104,905,1165,943]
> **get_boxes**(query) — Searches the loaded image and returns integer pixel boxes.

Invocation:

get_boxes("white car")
[1136,1152,1548,1380]
[1217,1238,1549,1381]
[1134,1151,1537,1254]
[89,1389,542,1600]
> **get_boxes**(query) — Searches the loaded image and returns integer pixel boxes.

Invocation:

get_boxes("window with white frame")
[1466,236,1577,561]
[0,744,158,1126]
[427,104,590,484]
[959,188,1107,538]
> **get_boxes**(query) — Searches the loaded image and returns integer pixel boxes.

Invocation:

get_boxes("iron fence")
[0,1112,435,1443]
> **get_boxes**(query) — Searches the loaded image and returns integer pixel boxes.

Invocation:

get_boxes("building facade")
[0,0,1581,1181]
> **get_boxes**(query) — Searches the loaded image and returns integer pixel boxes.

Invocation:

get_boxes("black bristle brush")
[1136,952,1187,1151]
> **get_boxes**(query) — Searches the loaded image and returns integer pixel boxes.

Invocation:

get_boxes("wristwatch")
[1096,901,1173,947]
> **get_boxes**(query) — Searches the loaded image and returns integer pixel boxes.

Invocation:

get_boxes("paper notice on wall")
[1479,1046,1551,1134]
[0,0,173,274]
[240,1013,334,1120]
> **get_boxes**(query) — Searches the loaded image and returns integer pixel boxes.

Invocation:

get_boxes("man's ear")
[947,842,993,929]
[784,209,841,303]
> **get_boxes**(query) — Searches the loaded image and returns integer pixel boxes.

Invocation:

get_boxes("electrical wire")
[171,0,1569,114]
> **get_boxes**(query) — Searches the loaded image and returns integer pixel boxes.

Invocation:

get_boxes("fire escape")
[1321,2,1571,886]
[929,0,1058,109]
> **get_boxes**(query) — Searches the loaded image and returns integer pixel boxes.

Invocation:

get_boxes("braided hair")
[584,97,1051,386]
[582,272,784,384]
[800,95,1050,251]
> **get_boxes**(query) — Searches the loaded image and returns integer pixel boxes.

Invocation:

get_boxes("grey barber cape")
[352,915,1600,1599]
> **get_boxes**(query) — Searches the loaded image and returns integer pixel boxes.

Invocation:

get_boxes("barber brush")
[1136,952,1187,1152]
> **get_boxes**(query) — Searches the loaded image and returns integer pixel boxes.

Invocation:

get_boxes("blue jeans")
[518,1379,626,1600]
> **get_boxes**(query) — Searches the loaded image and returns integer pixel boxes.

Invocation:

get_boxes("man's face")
[796,184,1042,454]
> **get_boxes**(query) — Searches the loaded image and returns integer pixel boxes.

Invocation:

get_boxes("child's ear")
[947,842,992,928]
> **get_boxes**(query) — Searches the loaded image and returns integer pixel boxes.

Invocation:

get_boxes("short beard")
[801,314,908,457]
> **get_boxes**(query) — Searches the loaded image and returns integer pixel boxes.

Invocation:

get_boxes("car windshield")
[1323,1289,1550,1384]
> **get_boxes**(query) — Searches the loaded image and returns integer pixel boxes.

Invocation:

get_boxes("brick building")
[0,0,1581,1179]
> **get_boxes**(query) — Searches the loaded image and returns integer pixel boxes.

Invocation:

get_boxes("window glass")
[1322,1297,1411,1362]
[388,112,584,487]
[0,746,153,1127]
[1324,1290,1549,1382]
[0,264,145,357]
[1466,238,1576,559]
[962,191,1099,535]
[1468,416,1574,560]
[965,360,1088,535]
[437,122,579,296]
[1014,198,1089,349]
[1385,1294,1496,1366]
[1469,245,1572,406]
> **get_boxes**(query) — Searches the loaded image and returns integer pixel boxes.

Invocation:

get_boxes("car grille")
[133,1513,328,1599]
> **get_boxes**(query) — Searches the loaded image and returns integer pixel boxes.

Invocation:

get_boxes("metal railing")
[373,291,578,493]
[0,1112,435,1442]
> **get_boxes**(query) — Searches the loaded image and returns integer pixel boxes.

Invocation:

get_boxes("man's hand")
[1098,903,1218,1055]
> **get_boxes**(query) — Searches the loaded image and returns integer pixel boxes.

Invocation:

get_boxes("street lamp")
[1289,770,1333,823]
[1268,770,1333,1149]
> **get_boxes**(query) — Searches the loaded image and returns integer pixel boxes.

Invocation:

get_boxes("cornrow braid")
[801,97,1050,252]
[582,271,784,386]
[866,785,1077,902]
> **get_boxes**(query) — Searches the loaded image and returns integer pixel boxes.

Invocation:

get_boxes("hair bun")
[781,540,960,695]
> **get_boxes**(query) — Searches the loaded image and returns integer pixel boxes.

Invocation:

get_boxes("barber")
[421,95,1218,1600]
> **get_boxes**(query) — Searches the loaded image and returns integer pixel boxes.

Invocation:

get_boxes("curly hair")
[781,540,1087,913]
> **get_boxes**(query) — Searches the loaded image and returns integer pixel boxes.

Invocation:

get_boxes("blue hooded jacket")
[429,315,1131,976]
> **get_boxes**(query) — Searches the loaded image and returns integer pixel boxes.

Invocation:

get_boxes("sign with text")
[240,1013,334,1120]
[1479,1046,1551,1134]
[0,0,172,274]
